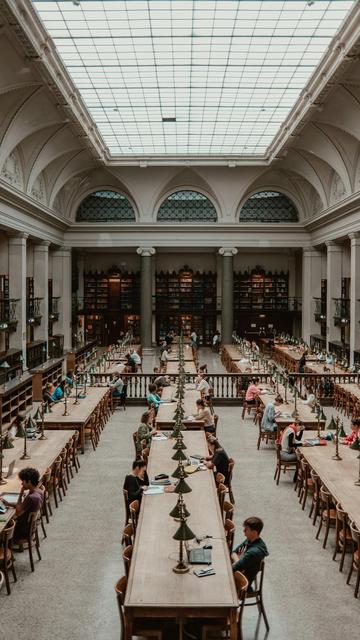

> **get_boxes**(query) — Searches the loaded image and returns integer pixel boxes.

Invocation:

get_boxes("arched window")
[157,190,217,222]
[239,191,298,222]
[76,190,135,222]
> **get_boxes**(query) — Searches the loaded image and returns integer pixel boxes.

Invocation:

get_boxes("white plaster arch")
[154,185,220,223]
[284,148,328,209]
[0,147,24,190]
[48,150,94,208]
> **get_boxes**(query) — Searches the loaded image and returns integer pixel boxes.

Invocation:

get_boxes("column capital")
[34,240,51,250]
[137,247,156,257]
[349,232,360,242]
[325,240,342,250]
[53,245,72,256]
[8,232,28,242]
[218,247,238,257]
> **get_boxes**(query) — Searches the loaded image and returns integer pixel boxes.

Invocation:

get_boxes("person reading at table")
[202,438,230,484]
[195,364,208,385]
[147,384,173,412]
[153,367,171,390]
[261,395,283,433]
[43,382,55,407]
[1,467,44,543]
[301,387,316,407]
[123,460,149,505]
[65,370,76,387]
[196,374,211,398]
[280,422,304,461]
[245,378,262,405]
[136,411,158,456]
[192,398,215,434]
[51,379,66,402]
[340,418,360,446]
[231,516,269,587]
[109,372,124,398]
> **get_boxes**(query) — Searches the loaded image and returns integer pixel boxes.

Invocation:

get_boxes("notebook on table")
[187,547,212,565]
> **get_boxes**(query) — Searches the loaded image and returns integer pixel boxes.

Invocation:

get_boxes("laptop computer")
[187,546,212,565]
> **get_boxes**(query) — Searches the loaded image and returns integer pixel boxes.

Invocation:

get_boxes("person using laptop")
[192,399,215,434]
[202,438,230,484]
[1,467,44,543]
[232,516,269,587]
[261,395,283,433]
[123,460,149,505]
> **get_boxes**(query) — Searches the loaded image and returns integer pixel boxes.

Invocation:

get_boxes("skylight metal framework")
[32,0,355,157]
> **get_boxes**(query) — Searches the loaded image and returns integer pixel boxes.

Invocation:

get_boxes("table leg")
[230,609,238,640]
[80,425,85,454]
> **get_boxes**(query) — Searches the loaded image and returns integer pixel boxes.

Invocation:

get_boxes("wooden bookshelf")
[0,373,33,434]
[48,334,64,359]
[31,357,64,401]
[26,340,47,370]
[66,340,98,371]
[155,268,216,344]
[234,269,289,311]
[0,348,22,385]
[310,334,327,351]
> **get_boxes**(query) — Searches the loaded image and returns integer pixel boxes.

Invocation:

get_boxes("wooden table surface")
[222,345,244,361]
[334,382,360,400]
[273,345,318,363]
[166,361,197,375]
[125,431,238,636]
[41,387,110,452]
[0,429,75,532]
[90,362,125,376]
[301,433,360,527]
[156,386,203,429]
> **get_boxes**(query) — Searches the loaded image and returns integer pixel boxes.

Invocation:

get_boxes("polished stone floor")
[1,349,359,639]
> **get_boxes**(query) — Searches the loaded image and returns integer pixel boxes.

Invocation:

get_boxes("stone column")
[52,246,72,351]
[349,233,360,365]
[8,233,28,367]
[136,247,156,353]
[302,247,322,345]
[219,247,238,343]
[326,240,342,350]
[33,241,50,355]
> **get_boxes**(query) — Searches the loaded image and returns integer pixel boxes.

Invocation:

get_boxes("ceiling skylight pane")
[32,0,355,157]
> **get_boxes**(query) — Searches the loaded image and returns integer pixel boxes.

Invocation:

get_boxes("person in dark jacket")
[202,438,230,484]
[232,516,269,586]
[123,459,149,505]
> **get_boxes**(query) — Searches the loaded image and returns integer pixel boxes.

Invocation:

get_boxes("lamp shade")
[172,464,188,479]
[0,360,10,368]
[3,433,14,449]
[327,415,336,430]
[172,449,187,462]
[173,439,187,450]
[339,422,347,438]
[169,499,190,519]
[320,408,326,422]
[174,478,192,494]
[173,520,196,542]
[350,437,360,451]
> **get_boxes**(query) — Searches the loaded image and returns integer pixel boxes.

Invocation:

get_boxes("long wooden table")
[273,345,318,371]
[166,361,197,375]
[125,431,238,638]
[40,387,111,453]
[156,386,204,429]
[89,362,125,382]
[0,429,75,532]
[301,433,360,528]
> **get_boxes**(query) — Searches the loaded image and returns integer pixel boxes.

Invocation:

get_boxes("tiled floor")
[1,349,359,639]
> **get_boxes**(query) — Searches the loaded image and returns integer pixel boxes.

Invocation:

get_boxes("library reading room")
[1,1,360,639]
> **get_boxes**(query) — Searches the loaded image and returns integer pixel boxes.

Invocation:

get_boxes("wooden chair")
[213,413,218,436]
[243,559,270,632]
[0,518,17,594]
[257,421,277,450]
[122,523,134,548]
[50,456,63,508]
[115,576,163,640]
[64,440,74,484]
[217,483,226,512]
[298,459,314,511]
[132,431,139,458]
[84,415,97,451]
[227,458,235,504]
[274,444,297,485]
[215,472,225,485]
[224,518,235,553]
[315,486,336,549]
[346,521,360,598]
[293,449,303,495]
[308,469,321,526]
[201,571,248,640]
[40,468,53,524]
[333,503,352,572]
[0,571,3,593]
[129,500,140,533]
[122,544,133,578]
[241,399,257,420]
[70,431,81,473]
[14,511,42,572]
[141,448,150,465]
[222,500,234,524]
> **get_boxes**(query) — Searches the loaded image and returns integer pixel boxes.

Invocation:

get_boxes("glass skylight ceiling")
[32,1,355,157]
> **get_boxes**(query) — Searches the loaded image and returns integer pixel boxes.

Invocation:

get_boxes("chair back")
[0,518,15,556]
[335,502,347,526]
[222,500,234,522]
[129,500,140,532]
[115,576,127,634]
[224,518,235,552]
[253,558,266,596]
[122,544,133,577]
[319,485,332,509]
[350,521,360,548]
[26,510,40,540]
[227,458,235,486]
[122,523,134,547]
[123,488,130,524]
[132,431,138,457]
[234,570,249,600]
[141,448,150,464]
[217,483,226,511]
[213,414,218,433]
[215,472,225,485]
